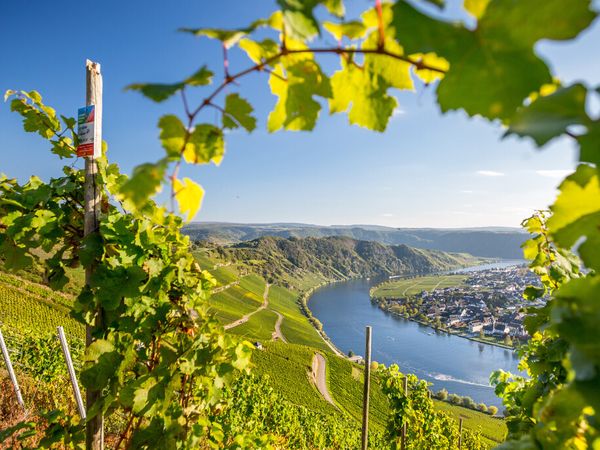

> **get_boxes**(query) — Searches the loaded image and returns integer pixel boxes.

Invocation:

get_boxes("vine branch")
[168,45,447,210]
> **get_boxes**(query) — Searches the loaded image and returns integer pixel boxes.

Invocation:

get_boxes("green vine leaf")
[183,125,225,165]
[506,84,589,146]
[223,93,257,132]
[329,58,397,132]
[323,21,367,41]
[392,0,596,119]
[158,115,187,159]
[127,66,213,102]
[268,60,332,132]
[238,38,280,64]
[548,165,600,271]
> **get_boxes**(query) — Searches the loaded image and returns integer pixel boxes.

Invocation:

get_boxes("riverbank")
[372,302,516,350]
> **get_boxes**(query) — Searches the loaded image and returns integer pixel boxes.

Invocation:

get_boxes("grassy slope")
[372,274,467,298]
[230,308,278,341]
[268,285,329,351]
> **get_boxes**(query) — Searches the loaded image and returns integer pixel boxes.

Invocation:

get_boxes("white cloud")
[476,170,505,177]
[392,108,406,118]
[460,190,474,194]
[382,213,394,217]
[535,169,572,178]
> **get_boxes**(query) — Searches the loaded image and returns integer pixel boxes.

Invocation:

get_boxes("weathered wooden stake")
[0,328,25,410]
[361,326,372,450]
[57,326,86,420]
[458,417,464,449]
[401,376,408,450]
[85,59,104,450]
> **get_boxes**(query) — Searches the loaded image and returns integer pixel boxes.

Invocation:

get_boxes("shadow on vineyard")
[1,0,599,448]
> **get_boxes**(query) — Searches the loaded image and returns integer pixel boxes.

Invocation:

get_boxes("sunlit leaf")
[464,0,490,19]
[238,38,280,64]
[268,60,331,132]
[183,124,225,165]
[323,21,367,41]
[330,58,397,132]
[174,177,205,221]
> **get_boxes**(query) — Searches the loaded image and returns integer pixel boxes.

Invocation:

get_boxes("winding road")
[272,311,287,342]
[311,353,335,406]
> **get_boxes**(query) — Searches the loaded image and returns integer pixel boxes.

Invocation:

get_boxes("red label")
[77,143,94,157]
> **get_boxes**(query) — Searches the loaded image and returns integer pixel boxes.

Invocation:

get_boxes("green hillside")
[183,223,528,259]
[0,241,505,447]
[206,235,484,289]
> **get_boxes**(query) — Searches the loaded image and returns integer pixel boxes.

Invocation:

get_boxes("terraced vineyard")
[0,272,82,338]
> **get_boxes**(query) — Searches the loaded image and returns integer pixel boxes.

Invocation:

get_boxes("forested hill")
[184,223,527,259]
[205,236,483,286]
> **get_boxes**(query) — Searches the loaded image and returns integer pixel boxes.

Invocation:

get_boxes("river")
[308,260,525,407]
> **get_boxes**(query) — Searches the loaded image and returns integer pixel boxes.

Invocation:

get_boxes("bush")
[435,388,448,401]
[448,393,462,405]
[488,405,498,415]
[477,403,488,413]
[462,396,477,409]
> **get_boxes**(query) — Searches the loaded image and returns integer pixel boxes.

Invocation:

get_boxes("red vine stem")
[375,0,386,49]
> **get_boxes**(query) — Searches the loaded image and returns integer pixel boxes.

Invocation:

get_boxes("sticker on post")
[77,105,95,157]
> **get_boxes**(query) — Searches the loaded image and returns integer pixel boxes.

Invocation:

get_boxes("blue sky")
[1,0,598,228]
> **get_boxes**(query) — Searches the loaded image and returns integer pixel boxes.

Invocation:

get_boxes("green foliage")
[392,0,595,120]
[218,373,385,449]
[1,95,256,448]
[4,0,600,447]
[380,365,484,449]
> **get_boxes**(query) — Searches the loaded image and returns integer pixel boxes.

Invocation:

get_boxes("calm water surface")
[309,261,525,407]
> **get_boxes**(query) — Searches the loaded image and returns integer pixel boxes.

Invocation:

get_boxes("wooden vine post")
[361,326,372,450]
[84,59,104,450]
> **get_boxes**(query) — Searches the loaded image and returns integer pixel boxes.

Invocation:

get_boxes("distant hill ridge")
[184,223,527,259]
[209,235,483,285]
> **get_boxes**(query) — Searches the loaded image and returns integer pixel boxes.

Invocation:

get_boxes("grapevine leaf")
[268,60,332,132]
[158,115,186,159]
[81,339,122,389]
[179,26,260,48]
[127,67,213,102]
[238,38,280,64]
[464,0,490,19]
[363,32,414,91]
[329,58,397,132]
[323,21,367,40]
[126,82,184,103]
[184,66,213,86]
[392,0,596,119]
[183,125,225,165]
[547,165,600,270]
[423,0,445,8]
[174,177,204,222]
[277,0,321,40]
[223,93,257,132]
[0,240,33,270]
[119,161,167,211]
[323,0,345,17]
[578,122,600,166]
[410,53,449,83]
[506,84,589,146]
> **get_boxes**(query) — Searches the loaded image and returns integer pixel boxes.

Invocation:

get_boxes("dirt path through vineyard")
[224,284,269,330]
